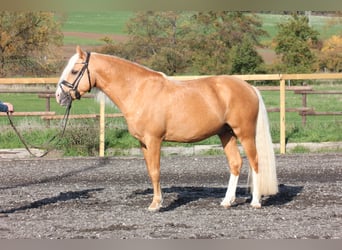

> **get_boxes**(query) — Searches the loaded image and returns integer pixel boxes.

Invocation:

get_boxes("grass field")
[62,11,134,34]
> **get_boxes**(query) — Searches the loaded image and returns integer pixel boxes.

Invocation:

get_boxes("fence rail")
[1,73,342,155]
[293,89,342,125]
[0,111,56,117]
[0,78,59,84]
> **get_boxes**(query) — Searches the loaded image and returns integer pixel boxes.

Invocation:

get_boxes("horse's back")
[171,75,258,118]
[173,75,256,99]
[159,75,259,142]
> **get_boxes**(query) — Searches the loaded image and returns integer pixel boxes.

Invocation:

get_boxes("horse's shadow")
[131,184,303,212]
[0,188,104,215]
[0,158,110,191]
[0,185,303,214]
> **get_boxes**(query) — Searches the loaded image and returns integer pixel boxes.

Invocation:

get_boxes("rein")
[6,101,72,158]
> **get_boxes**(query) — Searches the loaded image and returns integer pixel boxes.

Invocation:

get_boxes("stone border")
[1,142,341,159]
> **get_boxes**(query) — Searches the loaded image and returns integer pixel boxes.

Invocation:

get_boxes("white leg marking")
[251,169,261,208]
[221,174,239,208]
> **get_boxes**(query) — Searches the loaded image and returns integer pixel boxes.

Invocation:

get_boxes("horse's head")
[56,46,95,106]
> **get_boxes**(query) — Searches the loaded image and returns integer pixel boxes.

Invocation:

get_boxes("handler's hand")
[4,102,14,113]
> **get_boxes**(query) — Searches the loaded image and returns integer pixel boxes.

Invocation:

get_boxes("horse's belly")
[164,118,224,143]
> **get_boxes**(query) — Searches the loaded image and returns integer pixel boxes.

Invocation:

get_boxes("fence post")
[45,95,51,127]
[301,83,308,126]
[280,76,286,154]
[99,95,105,157]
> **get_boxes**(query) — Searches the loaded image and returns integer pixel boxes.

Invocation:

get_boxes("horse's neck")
[93,53,163,114]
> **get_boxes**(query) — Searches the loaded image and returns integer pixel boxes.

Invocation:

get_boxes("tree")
[273,14,320,73]
[230,37,265,74]
[319,35,342,72]
[127,11,194,75]
[99,11,192,75]
[0,11,64,77]
[190,11,267,75]
[98,11,267,75]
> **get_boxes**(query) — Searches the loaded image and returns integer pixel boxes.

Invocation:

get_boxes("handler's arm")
[0,101,14,113]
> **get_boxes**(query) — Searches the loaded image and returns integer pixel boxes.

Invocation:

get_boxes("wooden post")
[99,95,105,157]
[301,82,307,126]
[280,77,286,154]
[45,95,51,127]
[301,92,307,126]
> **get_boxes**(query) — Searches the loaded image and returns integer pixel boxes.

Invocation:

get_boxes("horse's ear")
[76,45,86,60]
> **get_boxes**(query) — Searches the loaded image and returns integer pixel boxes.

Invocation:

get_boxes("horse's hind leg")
[240,137,261,208]
[219,131,242,208]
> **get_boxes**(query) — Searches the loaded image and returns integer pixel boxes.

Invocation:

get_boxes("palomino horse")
[56,46,278,212]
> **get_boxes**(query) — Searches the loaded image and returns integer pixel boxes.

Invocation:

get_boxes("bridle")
[59,51,92,101]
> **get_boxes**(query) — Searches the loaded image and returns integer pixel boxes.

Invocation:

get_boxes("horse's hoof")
[221,203,232,209]
[250,202,262,209]
[148,201,162,212]
[148,206,161,212]
[220,198,236,208]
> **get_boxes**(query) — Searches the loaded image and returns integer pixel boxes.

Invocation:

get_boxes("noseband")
[59,52,92,100]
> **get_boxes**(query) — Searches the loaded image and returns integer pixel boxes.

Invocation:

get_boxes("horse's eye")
[71,69,78,75]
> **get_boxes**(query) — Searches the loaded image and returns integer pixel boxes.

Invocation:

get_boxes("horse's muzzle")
[59,93,73,107]
[56,86,73,107]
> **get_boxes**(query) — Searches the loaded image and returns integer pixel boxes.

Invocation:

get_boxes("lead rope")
[6,101,72,158]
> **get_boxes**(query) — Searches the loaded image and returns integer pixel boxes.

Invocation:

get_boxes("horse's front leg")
[140,137,163,212]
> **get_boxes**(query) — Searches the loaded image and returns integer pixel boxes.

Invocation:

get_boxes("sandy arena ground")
[0,153,341,239]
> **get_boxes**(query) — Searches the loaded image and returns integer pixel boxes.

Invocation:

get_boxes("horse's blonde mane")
[59,53,79,84]
[95,52,167,79]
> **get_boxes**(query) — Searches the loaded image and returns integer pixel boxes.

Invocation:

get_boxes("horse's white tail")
[251,87,278,196]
